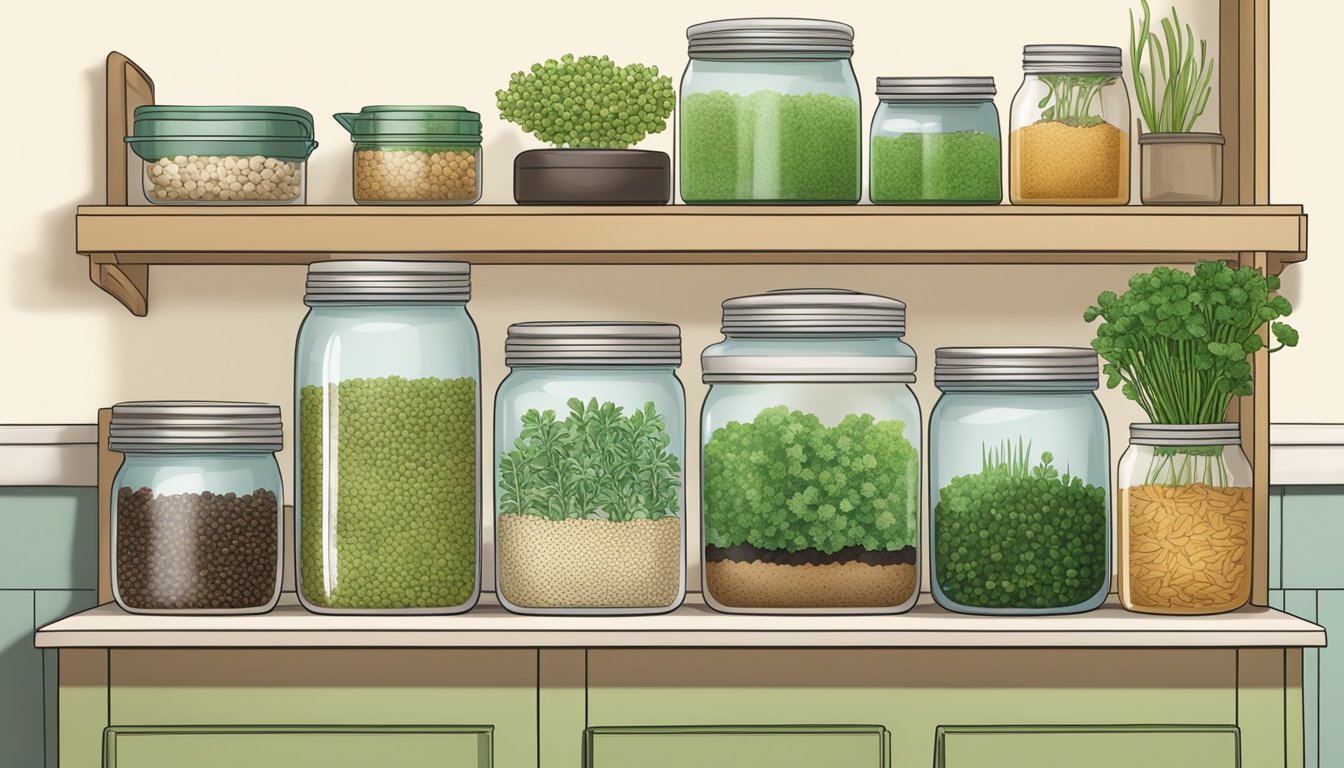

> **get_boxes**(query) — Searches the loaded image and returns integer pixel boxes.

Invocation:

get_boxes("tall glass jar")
[109,402,283,615]
[929,348,1111,615]
[294,260,480,614]
[1009,45,1130,204]
[701,289,921,614]
[680,18,861,204]
[494,322,686,615]
[1119,423,1252,615]
[870,77,1001,204]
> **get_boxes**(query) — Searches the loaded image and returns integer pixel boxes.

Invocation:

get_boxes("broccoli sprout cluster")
[702,406,918,554]
[496,54,675,148]
[1085,261,1298,424]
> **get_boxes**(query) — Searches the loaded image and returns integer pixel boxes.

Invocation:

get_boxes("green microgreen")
[1037,74,1119,128]
[1084,261,1299,425]
[1130,0,1215,132]
[497,398,680,523]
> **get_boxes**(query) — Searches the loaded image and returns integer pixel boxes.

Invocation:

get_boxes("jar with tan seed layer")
[1119,423,1253,615]
[336,106,483,205]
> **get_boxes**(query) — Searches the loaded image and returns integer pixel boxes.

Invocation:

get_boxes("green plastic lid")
[126,105,317,162]
[334,105,482,144]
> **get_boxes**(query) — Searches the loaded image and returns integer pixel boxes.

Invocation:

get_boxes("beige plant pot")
[1139,132,1225,205]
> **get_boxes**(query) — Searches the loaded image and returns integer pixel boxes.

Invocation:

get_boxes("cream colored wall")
[5,1,1329,590]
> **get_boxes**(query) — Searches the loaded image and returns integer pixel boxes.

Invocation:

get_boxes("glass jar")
[494,323,686,615]
[680,18,861,204]
[929,348,1111,615]
[294,260,480,614]
[1009,45,1130,204]
[126,106,316,205]
[334,106,482,205]
[869,77,1001,204]
[1119,423,1252,615]
[700,289,921,614]
[109,402,283,614]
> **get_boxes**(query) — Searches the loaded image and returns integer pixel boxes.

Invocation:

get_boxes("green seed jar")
[929,347,1111,616]
[680,18,861,204]
[494,323,686,616]
[700,290,921,614]
[870,78,1002,204]
[294,260,480,614]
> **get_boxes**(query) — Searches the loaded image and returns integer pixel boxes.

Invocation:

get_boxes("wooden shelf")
[35,592,1325,650]
[75,204,1308,315]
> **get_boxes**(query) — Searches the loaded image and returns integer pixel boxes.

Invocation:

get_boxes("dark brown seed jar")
[109,402,284,614]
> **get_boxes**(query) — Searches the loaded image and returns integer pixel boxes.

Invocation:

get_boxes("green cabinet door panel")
[0,487,98,589]
[1318,590,1344,768]
[104,726,491,768]
[0,591,44,768]
[933,725,1239,768]
[37,590,97,768]
[584,725,888,768]
[1279,486,1344,589]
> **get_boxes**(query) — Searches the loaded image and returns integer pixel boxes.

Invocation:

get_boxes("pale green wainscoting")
[0,425,99,768]
[1270,484,1344,768]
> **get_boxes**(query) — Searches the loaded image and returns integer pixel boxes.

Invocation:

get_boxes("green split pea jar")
[870,77,1002,204]
[929,347,1111,615]
[110,401,284,615]
[700,289,921,614]
[294,260,481,614]
[679,18,861,204]
[494,322,686,616]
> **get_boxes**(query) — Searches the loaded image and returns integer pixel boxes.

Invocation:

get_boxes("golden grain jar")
[1009,45,1130,204]
[335,106,482,205]
[1119,423,1252,615]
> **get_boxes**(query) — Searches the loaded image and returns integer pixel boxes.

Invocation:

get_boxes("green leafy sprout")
[1037,74,1119,128]
[498,398,680,523]
[702,406,918,555]
[1084,261,1298,425]
[934,440,1109,610]
[496,54,675,148]
[1130,0,1215,132]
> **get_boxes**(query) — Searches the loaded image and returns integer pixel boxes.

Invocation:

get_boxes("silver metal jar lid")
[1022,44,1123,75]
[934,347,1099,386]
[505,322,681,367]
[305,259,470,304]
[876,76,996,100]
[721,289,906,335]
[687,18,854,60]
[109,401,283,451]
[1130,423,1240,446]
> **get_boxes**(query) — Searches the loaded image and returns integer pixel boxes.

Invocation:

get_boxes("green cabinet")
[0,486,98,768]
[584,725,889,768]
[933,725,1240,768]
[104,726,491,768]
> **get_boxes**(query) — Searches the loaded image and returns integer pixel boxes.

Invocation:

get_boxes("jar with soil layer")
[1009,45,1131,204]
[700,289,921,614]
[494,322,686,615]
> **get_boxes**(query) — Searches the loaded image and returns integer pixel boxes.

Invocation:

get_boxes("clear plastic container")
[929,348,1111,615]
[869,77,1001,204]
[494,323,686,615]
[700,289,921,614]
[109,401,283,615]
[126,106,316,205]
[335,106,482,204]
[1009,46,1130,204]
[680,18,861,204]
[294,260,481,614]
[1119,423,1252,615]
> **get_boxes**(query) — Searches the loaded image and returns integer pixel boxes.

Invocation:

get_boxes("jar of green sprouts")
[870,77,1001,204]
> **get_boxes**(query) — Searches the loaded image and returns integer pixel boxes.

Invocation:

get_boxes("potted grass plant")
[1130,0,1222,204]
[497,54,675,204]
[1085,261,1298,614]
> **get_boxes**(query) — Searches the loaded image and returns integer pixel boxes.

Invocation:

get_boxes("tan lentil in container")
[1120,483,1252,614]
[1010,122,1129,204]
[355,148,479,203]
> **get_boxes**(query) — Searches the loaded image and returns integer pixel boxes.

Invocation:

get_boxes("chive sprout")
[1129,0,1215,133]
